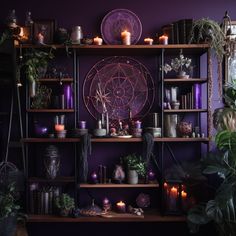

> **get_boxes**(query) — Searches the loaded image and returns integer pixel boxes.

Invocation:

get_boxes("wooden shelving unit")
[164,78,207,83]
[37,78,74,82]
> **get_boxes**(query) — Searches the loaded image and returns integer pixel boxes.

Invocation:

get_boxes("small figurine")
[113,165,125,183]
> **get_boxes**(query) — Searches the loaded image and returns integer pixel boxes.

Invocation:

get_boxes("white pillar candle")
[121,30,131,45]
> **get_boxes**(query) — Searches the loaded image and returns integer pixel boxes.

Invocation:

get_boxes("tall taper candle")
[194,84,201,109]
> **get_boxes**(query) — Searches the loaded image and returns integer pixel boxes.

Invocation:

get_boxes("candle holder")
[163,180,187,215]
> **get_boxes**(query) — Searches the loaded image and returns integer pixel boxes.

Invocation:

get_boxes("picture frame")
[33,19,55,44]
[225,20,236,84]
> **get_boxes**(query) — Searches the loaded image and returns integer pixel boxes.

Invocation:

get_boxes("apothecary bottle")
[25,11,34,42]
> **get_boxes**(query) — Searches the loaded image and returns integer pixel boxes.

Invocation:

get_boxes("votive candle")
[144,38,153,45]
[93,36,103,45]
[116,201,126,213]
[159,35,168,45]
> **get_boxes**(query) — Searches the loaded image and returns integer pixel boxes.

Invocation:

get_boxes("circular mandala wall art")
[83,56,155,121]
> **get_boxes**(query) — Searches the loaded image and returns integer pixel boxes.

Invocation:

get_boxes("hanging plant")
[189,18,226,98]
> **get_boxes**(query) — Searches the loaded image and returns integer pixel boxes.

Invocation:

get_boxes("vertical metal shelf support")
[160,48,165,214]
[73,48,79,207]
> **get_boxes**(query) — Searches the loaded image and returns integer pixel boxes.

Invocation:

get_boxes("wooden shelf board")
[26,109,74,113]
[28,177,75,183]
[27,211,186,223]
[37,78,73,82]
[18,44,209,56]
[21,137,210,143]
[164,78,207,83]
[164,109,207,113]
[80,183,159,188]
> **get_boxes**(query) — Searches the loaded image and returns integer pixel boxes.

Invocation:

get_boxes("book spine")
[178,19,186,44]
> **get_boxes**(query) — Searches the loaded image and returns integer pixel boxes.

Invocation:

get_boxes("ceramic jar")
[71,26,83,44]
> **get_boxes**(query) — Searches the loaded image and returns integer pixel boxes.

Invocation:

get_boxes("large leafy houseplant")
[187,83,236,236]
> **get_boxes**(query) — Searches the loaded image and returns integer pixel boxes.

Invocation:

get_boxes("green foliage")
[55,193,75,211]
[188,86,236,236]
[122,154,146,177]
[0,184,20,220]
[22,48,54,83]
[31,84,52,109]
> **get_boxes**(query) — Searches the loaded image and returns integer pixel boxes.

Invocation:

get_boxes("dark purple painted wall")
[1,1,236,235]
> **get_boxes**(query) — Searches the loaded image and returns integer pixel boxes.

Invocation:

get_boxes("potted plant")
[162,51,192,78]
[22,48,54,97]
[0,183,20,236]
[187,83,236,236]
[55,193,75,217]
[122,154,146,184]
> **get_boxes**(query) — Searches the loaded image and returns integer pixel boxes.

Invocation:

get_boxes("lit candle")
[54,124,65,131]
[116,201,126,213]
[93,36,103,45]
[121,30,131,45]
[135,120,141,129]
[144,38,153,45]
[37,32,44,44]
[159,35,168,45]
[168,186,178,211]
[181,190,187,199]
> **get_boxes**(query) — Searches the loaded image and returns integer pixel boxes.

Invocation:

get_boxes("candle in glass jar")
[144,38,153,45]
[93,36,103,45]
[121,30,131,45]
[54,124,65,131]
[116,201,126,213]
[159,35,168,45]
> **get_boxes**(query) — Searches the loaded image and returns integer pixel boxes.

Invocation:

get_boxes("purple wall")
[1,1,236,235]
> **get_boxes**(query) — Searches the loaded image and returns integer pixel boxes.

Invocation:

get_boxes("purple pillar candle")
[64,84,73,109]
[194,84,202,109]
[135,120,142,129]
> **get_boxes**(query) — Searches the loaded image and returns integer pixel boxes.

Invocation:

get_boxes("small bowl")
[146,127,162,137]
[93,128,106,137]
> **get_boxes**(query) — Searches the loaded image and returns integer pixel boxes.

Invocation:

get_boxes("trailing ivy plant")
[22,48,55,84]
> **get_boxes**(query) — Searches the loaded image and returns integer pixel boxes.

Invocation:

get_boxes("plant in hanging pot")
[162,51,192,79]
[189,17,226,97]
[122,154,146,184]
[187,83,236,236]
[55,193,75,217]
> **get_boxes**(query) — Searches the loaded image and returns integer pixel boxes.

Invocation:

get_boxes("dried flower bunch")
[162,53,192,74]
